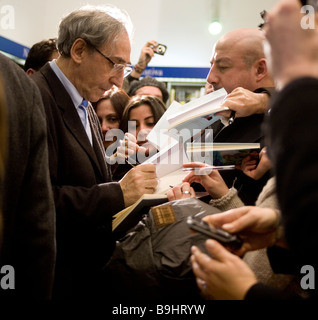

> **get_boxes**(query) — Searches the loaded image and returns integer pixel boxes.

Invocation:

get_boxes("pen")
[125,156,140,167]
[182,165,236,172]
[228,110,236,125]
[121,137,141,167]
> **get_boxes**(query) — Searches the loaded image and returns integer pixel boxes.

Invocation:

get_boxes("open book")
[112,140,190,236]
[143,139,190,194]
[112,168,190,236]
[146,88,227,150]
[166,88,228,133]
[112,193,168,236]
[186,142,261,166]
[146,100,183,150]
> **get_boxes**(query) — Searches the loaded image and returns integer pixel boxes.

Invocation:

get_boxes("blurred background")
[0,0,279,104]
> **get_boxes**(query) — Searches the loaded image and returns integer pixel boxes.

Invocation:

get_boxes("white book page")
[155,167,189,195]
[166,88,227,126]
[147,100,183,150]
[143,139,190,194]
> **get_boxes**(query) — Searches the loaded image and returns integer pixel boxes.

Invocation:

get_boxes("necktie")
[79,99,93,145]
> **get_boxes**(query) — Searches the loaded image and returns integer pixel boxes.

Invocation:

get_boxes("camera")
[258,10,267,29]
[150,43,167,55]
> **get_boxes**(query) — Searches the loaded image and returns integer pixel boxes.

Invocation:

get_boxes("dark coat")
[248,77,318,301]
[210,89,272,205]
[31,63,125,299]
[0,53,56,299]
[210,113,269,205]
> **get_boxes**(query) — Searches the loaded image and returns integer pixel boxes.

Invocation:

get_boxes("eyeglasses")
[93,46,133,78]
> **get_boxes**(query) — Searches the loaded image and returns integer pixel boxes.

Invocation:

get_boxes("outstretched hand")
[166,182,195,201]
[202,206,281,256]
[182,162,229,199]
[238,147,272,180]
[191,239,258,300]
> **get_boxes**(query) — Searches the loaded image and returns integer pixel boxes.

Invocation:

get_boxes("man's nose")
[110,72,124,89]
[206,65,220,91]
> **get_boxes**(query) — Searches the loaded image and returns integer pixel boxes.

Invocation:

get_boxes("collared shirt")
[49,60,92,145]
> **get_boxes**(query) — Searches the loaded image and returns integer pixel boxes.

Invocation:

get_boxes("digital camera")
[150,43,167,55]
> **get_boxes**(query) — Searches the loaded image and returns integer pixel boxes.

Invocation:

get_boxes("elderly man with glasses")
[31,5,157,299]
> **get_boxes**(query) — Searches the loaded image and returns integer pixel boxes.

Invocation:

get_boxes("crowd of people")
[0,0,317,302]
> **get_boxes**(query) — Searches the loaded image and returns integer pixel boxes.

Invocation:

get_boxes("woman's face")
[95,99,120,148]
[129,104,155,146]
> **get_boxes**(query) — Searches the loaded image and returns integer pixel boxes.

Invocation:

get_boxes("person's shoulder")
[30,63,49,84]
[271,77,318,116]
[0,52,21,72]
[278,77,318,99]
[30,64,56,99]
[0,53,42,102]
[0,53,30,86]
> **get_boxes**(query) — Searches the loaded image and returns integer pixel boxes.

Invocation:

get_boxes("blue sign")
[142,66,210,79]
[0,36,29,59]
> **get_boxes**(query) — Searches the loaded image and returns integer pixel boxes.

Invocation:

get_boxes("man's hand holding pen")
[119,163,158,207]
[117,133,158,206]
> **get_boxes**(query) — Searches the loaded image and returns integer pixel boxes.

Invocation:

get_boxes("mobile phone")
[150,43,167,55]
[187,216,242,249]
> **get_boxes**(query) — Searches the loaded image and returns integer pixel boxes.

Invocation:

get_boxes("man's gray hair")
[57,4,133,57]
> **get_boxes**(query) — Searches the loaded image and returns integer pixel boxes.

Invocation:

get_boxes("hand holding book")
[237,147,272,181]
[214,87,270,119]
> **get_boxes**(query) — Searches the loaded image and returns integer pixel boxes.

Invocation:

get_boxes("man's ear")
[26,68,36,75]
[70,38,88,64]
[255,58,268,82]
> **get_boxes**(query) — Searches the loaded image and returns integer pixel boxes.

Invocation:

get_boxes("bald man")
[193,28,287,297]
[187,29,300,298]
[206,28,275,205]
[208,28,273,93]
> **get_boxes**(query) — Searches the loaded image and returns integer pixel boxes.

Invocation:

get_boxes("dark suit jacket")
[244,78,318,301]
[0,53,56,299]
[209,88,272,205]
[263,77,318,301]
[31,63,125,299]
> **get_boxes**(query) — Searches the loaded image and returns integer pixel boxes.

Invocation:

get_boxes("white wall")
[0,0,278,67]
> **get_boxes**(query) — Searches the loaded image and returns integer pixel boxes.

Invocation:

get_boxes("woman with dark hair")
[113,95,166,180]
[92,85,131,150]
[120,94,166,135]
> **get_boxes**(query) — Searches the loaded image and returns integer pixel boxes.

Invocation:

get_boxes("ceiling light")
[209,21,222,35]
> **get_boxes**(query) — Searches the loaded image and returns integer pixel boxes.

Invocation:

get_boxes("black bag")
[105,197,221,300]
